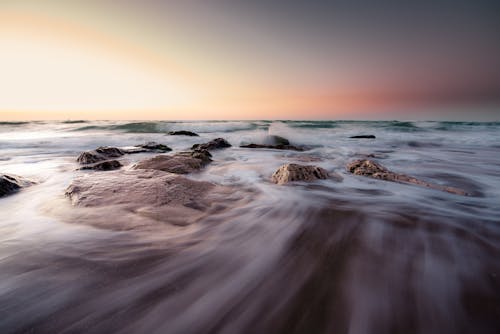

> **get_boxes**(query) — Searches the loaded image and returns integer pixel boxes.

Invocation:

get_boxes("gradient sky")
[1,0,499,120]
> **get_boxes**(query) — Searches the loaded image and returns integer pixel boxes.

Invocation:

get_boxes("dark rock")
[133,150,212,174]
[271,164,329,185]
[192,138,231,151]
[79,160,122,171]
[347,159,470,196]
[95,146,124,157]
[1,174,35,197]
[168,130,199,136]
[350,135,376,139]
[77,146,124,164]
[77,151,107,164]
[240,144,305,151]
[136,142,172,152]
[264,135,290,145]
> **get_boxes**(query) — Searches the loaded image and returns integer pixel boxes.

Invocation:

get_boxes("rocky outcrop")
[1,174,35,197]
[240,144,305,151]
[347,159,469,196]
[136,142,172,152]
[271,164,329,185]
[192,138,231,151]
[79,160,122,171]
[77,146,124,164]
[64,169,235,229]
[133,150,212,174]
[350,135,376,139]
[168,130,199,137]
[78,143,171,164]
[264,135,290,145]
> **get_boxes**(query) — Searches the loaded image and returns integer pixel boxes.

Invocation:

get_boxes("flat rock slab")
[64,169,236,229]
[347,159,470,196]
[0,174,36,197]
[272,163,329,185]
[241,144,305,151]
[133,150,212,174]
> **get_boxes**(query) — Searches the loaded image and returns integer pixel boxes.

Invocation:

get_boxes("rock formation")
[271,163,329,185]
[347,159,469,196]
[0,174,35,197]
[133,150,212,174]
[168,130,199,136]
[192,138,231,151]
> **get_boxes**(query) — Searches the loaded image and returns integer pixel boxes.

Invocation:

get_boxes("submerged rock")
[240,144,305,151]
[0,174,35,197]
[350,135,376,139]
[168,130,199,136]
[347,159,470,196]
[271,163,329,185]
[133,150,212,174]
[64,169,235,229]
[79,160,122,171]
[77,146,124,164]
[192,138,231,151]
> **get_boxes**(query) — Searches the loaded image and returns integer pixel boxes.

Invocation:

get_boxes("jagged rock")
[64,169,235,229]
[347,159,470,196]
[350,135,376,139]
[79,160,122,171]
[0,174,35,197]
[168,130,199,136]
[77,146,124,164]
[95,146,124,157]
[136,142,172,152]
[192,138,231,151]
[240,144,305,151]
[133,150,212,174]
[271,164,329,185]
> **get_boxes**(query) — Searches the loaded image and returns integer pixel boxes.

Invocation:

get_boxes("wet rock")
[77,146,124,164]
[271,163,329,185]
[79,160,122,171]
[168,130,199,136]
[133,150,212,174]
[64,169,234,229]
[136,142,172,152]
[350,135,376,139]
[240,144,305,151]
[264,135,290,145]
[192,138,231,151]
[347,159,470,196]
[0,174,35,197]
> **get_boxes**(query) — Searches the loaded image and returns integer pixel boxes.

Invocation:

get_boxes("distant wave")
[0,121,30,126]
[72,121,262,133]
[61,120,88,124]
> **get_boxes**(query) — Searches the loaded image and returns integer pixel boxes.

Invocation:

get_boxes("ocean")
[1,120,499,333]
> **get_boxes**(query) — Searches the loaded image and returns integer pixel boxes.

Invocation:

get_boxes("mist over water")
[0,120,499,333]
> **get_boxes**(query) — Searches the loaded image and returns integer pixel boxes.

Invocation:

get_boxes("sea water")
[0,120,499,333]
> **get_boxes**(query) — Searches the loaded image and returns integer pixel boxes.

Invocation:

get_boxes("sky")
[1,0,499,120]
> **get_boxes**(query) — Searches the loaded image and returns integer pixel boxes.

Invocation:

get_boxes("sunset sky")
[1,0,499,120]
